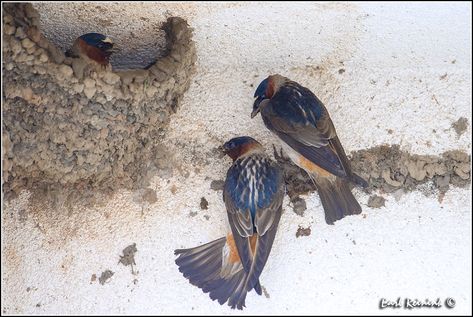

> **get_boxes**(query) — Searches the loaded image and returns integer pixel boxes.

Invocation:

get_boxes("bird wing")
[223,156,284,276]
[262,82,353,179]
[224,158,255,275]
[246,161,284,292]
[224,158,284,307]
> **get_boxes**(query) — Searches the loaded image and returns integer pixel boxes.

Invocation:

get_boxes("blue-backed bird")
[174,136,285,310]
[251,74,368,225]
[66,33,114,66]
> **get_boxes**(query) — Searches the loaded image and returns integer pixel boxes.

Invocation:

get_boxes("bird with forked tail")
[175,136,285,309]
[252,74,368,225]
[66,32,115,66]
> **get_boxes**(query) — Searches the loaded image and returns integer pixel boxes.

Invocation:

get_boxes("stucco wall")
[2,2,471,315]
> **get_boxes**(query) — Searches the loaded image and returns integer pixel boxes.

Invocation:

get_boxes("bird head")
[251,74,287,118]
[251,77,270,118]
[222,136,263,161]
[66,32,117,65]
[80,33,115,57]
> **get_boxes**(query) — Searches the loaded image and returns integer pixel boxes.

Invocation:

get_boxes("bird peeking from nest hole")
[66,33,116,68]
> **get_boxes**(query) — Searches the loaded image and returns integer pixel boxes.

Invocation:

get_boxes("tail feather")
[229,207,283,309]
[351,172,369,188]
[244,207,282,293]
[253,281,262,295]
[175,239,224,277]
[315,177,362,225]
[180,256,222,284]
[207,273,246,305]
[227,277,249,310]
[174,237,261,310]
[175,237,227,286]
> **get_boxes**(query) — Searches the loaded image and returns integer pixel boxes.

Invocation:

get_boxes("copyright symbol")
[445,297,455,309]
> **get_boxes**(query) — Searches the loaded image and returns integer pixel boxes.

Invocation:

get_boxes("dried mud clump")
[296,226,312,238]
[350,145,470,194]
[98,270,114,285]
[2,3,197,200]
[451,117,469,138]
[119,243,137,271]
[200,197,209,210]
[274,144,470,210]
[367,194,386,208]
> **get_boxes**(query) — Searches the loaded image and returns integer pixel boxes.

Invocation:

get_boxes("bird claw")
[272,144,287,161]
[272,144,280,160]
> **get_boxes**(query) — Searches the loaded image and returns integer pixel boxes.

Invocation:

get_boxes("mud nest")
[2,3,197,199]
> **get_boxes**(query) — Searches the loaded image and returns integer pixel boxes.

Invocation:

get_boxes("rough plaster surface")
[1,2,472,315]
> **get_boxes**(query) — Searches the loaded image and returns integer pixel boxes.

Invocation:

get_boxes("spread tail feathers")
[174,237,261,310]
[314,177,362,225]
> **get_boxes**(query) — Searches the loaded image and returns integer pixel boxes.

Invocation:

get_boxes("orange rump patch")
[298,155,332,177]
[226,233,258,264]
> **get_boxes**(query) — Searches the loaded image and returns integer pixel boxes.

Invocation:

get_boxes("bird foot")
[272,144,288,162]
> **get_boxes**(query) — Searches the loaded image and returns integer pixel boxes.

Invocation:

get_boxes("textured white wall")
[2,2,471,315]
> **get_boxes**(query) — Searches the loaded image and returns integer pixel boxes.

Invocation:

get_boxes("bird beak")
[251,97,263,118]
[218,144,228,158]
